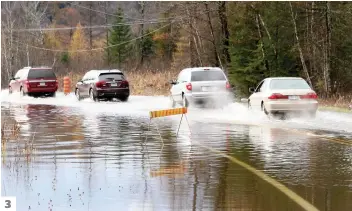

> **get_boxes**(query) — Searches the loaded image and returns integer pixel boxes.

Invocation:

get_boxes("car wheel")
[261,102,269,115]
[182,95,189,108]
[119,95,129,102]
[170,95,176,108]
[8,86,13,94]
[89,88,97,102]
[309,111,316,119]
[20,87,26,97]
[49,92,56,98]
[75,89,82,101]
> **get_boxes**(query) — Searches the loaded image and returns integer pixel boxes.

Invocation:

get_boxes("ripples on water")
[1,91,352,211]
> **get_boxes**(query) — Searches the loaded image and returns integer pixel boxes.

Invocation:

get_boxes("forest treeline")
[2,1,352,97]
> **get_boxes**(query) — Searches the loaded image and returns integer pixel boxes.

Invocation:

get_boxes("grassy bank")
[57,70,178,96]
[318,97,352,113]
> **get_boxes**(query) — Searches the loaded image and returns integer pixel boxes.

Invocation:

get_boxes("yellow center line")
[191,139,320,211]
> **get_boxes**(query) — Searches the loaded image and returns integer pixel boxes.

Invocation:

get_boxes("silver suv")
[169,67,233,108]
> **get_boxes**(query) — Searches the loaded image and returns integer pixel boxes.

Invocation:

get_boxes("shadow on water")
[1,103,352,211]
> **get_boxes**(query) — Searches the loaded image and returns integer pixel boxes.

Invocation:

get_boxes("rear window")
[191,70,226,81]
[98,73,125,81]
[28,69,56,79]
[270,79,311,90]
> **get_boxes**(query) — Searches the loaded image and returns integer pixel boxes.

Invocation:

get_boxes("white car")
[169,67,233,108]
[246,77,318,118]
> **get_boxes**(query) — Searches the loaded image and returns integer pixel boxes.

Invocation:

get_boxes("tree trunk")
[310,2,317,82]
[324,1,332,96]
[89,2,93,50]
[104,1,110,66]
[204,2,222,68]
[255,14,270,74]
[185,3,198,67]
[139,1,145,65]
[218,1,231,65]
[289,2,313,87]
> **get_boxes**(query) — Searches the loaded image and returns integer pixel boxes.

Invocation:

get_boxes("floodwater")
[1,91,352,211]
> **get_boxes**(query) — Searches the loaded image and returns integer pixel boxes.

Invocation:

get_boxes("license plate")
[202,86,212,91]
[39,82,46,86]
[110,83,117,87]
[288,95,299,100]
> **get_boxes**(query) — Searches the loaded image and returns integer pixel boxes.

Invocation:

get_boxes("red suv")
[9,66,58,97]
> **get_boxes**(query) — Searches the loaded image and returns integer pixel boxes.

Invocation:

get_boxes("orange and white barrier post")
[63,76,71,95]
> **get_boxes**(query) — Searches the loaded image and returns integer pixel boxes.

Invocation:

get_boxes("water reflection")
[1,103,351,211]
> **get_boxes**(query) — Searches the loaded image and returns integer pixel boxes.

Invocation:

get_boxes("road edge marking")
[193,139,320,211]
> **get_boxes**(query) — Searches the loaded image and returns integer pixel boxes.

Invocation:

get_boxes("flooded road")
[1,91,352,211]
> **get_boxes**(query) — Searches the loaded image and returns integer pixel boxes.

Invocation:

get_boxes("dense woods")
[2,1,352,99]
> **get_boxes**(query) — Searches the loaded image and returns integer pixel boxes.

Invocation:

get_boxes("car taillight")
[119,80,129,88]
[55,79,58,87]
[186,83,192,91]
[226,82,231,89]
[301,93,318,99]
[96,81,106,88]
[268,93,288,100]
[24,80,30,87]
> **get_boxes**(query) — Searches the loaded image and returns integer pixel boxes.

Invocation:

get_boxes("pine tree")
[106,7,132,67]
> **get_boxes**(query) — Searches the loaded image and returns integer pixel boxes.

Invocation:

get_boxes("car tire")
[75,89,82,101]
[89,88,97,102]
[8,86,13,95]
[20,87,26,97]
[248,100,252,110]
[261,102,269,115]
[49,92,56,98]
[170,96,176,108]
[309,111,316,119]
[119,95,129,102]
[182,95,189,108]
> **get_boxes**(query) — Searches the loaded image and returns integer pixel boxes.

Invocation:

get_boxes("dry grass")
[57,70,179,96]
[318,95,352,112]
[1,119,21,145]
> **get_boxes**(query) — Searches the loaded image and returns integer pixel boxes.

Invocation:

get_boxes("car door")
[176,71,188,102]
[9,70,20,92]
[249,80,265,110]
[171,71,183,102]
[84,72,97,95]
[13,69,25,92]
[76,73,86,96]
[79,72,90,96]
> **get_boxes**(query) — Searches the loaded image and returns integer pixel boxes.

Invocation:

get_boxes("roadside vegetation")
[2,2,352,110]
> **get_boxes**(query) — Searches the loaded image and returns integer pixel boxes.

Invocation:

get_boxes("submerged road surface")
[1,91,352,211]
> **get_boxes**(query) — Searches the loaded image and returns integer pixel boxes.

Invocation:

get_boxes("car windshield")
[270,79,311,90]
[191,70,226,81]
[28,69,56,79]
[98,73,124,81]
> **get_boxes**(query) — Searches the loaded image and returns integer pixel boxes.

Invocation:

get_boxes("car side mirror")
[169,79,177,85]
[249,87,255,93]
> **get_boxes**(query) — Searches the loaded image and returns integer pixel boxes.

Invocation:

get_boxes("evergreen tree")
[227,2,298,96]
[140,29,155,60]
[106,7,132,67]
